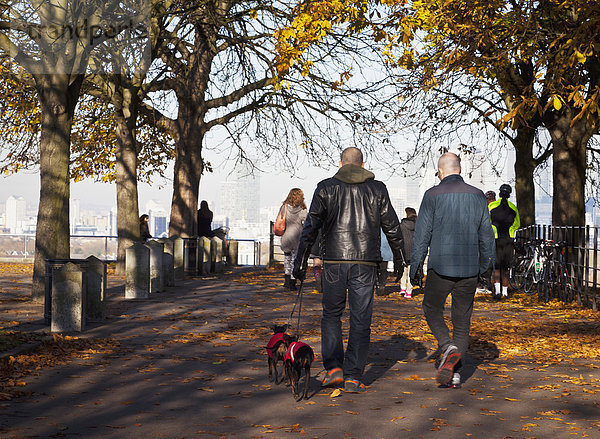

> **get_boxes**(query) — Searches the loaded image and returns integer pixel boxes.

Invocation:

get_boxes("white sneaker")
[449,372,461,388]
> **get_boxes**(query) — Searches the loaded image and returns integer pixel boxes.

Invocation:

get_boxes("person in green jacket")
[488,184,520,299]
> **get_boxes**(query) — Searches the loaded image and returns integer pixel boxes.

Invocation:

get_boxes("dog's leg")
[268,357,273,382]
[303,362,311,400]
[275,358,285,384]
[286,361,294,394]
[291,366,299,400]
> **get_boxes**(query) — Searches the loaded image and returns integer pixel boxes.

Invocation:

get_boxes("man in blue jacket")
[410,152,495,388]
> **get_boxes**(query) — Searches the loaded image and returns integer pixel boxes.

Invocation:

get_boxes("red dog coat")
[266,332,286,359]
[284,341,314,363]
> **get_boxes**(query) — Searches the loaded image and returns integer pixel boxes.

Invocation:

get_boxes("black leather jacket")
[294,164,404,270]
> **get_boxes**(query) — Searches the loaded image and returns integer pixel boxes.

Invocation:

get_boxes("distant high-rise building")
[70,198,80,233]
[109,206,117,237]
[146,200,168,238]
[218,172,260,224]
[6,195,26,233]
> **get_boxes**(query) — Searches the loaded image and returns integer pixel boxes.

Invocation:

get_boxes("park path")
[1,265,600,438]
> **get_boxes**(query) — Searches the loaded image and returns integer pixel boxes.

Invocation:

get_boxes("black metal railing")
[515,225,599,311]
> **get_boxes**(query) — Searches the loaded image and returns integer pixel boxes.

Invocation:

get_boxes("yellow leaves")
[403,374,426,381]
[575,49,587,64]
[330,388,342,397]
[505,397,521,401]
[300,60,313,77]
[553,94,565,111]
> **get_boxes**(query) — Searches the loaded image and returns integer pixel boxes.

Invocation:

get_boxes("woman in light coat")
[279,188,307,290]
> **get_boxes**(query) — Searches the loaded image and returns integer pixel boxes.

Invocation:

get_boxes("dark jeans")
[422,269,478,363]
[321,263,377,381]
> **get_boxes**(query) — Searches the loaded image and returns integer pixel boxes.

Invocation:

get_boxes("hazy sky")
[0,147,351,213]
[0,142,514,214]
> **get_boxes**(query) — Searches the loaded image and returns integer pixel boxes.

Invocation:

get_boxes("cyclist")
[477,191,497,294]
[488,184,520,299]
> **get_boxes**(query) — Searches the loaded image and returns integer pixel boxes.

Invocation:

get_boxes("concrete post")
[211,237,224,272]
[172,237,184,280]
[199,236,211,274]
[227,240,238,266]
[125,242,150,299]
[85,256,106,321]
[51,262,86,333]
[183,237,199,275]
[146,240,165,293]
[158,238,175,286]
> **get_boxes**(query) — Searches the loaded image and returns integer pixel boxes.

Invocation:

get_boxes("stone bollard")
[211,236,224,272]
[85,256,106,321]
[172,237,184,280]
[125,242,150,299]
[199,236,211,274]
[158,238,175,286]
[227,240,239,266]
[146,240,164,293]
[183,237,199,276]
[51,263,86,333]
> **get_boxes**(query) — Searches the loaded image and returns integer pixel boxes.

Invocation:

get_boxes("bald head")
[340,147,364,167]
[437,152,461,179]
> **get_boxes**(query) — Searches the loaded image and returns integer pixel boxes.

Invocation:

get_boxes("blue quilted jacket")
[410,174,496,279]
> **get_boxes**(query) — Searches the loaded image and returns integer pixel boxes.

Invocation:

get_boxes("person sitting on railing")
[139,214,152,241]
[489,184,520,299]
[197,200,214,238]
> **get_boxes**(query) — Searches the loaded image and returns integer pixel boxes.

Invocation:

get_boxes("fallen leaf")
[330,389,342,398]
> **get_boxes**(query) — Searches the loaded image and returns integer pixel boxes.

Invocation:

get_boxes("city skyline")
[5,148,598,237]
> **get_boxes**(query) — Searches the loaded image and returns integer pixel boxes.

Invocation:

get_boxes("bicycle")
[508,239,528,291]
[552,241,575,301]
[509,238,549,295]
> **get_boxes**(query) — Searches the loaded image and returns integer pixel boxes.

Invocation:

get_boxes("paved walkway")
[1,266,600,438]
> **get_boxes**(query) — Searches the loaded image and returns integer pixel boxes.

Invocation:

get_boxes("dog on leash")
[266,324,291,384]
[284,336,314,401]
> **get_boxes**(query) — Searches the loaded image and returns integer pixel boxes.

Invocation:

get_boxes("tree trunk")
[114,88,141,274]
[168,129,204,238]
[32,74,84,301]
[548,116,590,226]
[166,29,215,238]
[512,126,536,227]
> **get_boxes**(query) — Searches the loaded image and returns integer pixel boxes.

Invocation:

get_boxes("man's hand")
[411,265,424,288]
[393,260,404,282]
[293,263,306,281]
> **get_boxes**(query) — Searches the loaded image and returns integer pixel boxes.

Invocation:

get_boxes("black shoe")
[283,274,290,288]
[289,279,297,291]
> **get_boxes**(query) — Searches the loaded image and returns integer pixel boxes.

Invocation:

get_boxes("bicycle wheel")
[508,257,527,290]
[523,264,536,295]
[557,262,574,301]
[540,263,554,302]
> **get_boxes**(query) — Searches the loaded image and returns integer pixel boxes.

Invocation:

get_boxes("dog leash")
[287,280,305,338]
[287,282,328,379]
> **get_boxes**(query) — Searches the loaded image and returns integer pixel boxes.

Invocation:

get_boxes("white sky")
[0,147,357,213]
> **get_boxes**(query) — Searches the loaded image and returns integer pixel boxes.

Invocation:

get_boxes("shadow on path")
[363,334,428,386]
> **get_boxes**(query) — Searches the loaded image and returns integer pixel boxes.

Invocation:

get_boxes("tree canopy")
[277,0,600,224]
